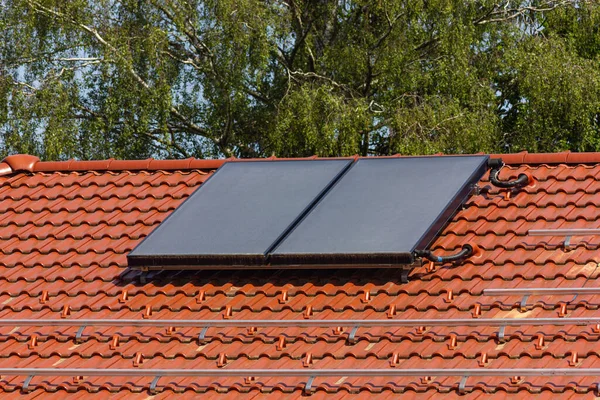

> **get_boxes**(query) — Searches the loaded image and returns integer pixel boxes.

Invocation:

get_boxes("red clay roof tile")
[0,153,598,395]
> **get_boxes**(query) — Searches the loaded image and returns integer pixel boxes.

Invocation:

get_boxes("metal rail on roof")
[0,318,600,328]
[1,367,600,377]
[482,288,599,312]
[10,368,600,395]
[528,228,600,249]
[528,229,600,236]
[483,288,600,296]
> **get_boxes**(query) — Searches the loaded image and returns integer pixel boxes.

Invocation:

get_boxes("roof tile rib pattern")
[0,155,599,397]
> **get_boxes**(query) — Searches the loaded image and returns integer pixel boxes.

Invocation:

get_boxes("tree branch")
[169,106,209,136]
[474,0,575,25]
[289,70,357,96]
[370,10,405,51]
[26,0,151,90]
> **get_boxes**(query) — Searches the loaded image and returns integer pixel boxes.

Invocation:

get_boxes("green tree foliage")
[0,0,598,160]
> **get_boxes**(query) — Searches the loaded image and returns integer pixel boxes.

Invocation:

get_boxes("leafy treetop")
[1,0,599,160]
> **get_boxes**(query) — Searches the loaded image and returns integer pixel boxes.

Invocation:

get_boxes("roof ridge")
[0,155,227,176]
[490,150,600,165]
[1,151,599,176]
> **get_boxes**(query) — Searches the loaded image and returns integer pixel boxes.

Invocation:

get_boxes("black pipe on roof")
[488,158,530,189]
[415,244,474,264]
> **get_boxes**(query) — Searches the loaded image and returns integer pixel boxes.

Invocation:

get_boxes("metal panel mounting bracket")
[150,375,161,394]
[75,326,85,343]
[304,376,316,394]
[23,375,34,393]
[520,295,530,312]
[458,375,468,394]
[498,325,506,343]
[348,326,359,344]
[198,327,209,344]
[400,269,410,284]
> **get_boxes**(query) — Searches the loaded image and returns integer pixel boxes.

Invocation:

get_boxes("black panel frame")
[268,251,415,266]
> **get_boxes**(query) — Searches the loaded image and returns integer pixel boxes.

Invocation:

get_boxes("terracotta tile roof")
[0,152,599,397]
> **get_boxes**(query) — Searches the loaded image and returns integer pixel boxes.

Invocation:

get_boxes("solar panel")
[270,156,488,265]
[127,159,352,267]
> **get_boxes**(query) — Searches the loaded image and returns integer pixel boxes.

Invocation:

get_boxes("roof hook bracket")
[520,295,530,312]
[23,375,34,393]
[348,326,359,344]
[400,269,409,284]
[470,184,482,196]
[498,325,506,343]
[564,235,572,251]
[150,375,161,394]
[304,376,316,395]
[198,327,209,344]
[458,375,468,394]
[75,326,85,343]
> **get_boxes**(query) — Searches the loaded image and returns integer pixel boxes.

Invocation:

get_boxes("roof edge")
[28,155,327,173]
[0,155,229,176]
[33,158,228,172]
[0,151,597,176]
[490,151,600,165]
